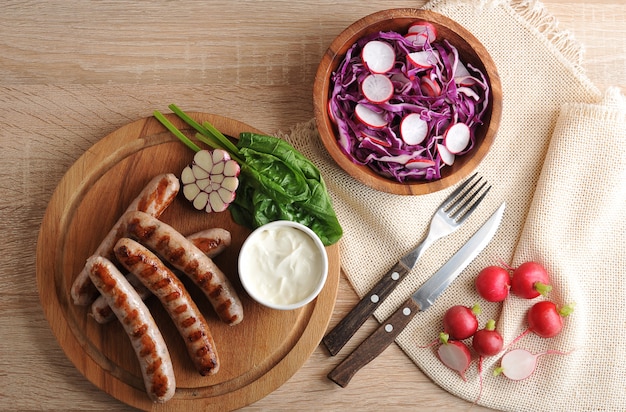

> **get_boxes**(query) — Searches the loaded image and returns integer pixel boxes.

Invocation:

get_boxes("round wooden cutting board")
[36,113,340,411]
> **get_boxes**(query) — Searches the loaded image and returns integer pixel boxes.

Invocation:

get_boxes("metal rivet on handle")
[403,307,411,316]
[370,294,379,303]
[391,272,400,281]
[384,324,393,332]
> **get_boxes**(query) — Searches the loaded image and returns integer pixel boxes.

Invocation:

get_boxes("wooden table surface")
[1,1,624,411]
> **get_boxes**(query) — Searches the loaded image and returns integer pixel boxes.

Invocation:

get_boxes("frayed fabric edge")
[508,0,584,70]
[423,0,600,98]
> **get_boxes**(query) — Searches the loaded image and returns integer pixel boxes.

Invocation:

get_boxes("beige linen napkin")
[284,0,626,410]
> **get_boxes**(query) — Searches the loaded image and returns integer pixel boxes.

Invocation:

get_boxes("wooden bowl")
[313,9,502,195]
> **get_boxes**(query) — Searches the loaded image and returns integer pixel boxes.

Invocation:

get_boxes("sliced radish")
[361,131,392,147]
[407,51,436,69]
[456,76,479,87]
[496,348,571,381]
[454,60,472,78]
[354,103,388,129]
[444,123,471,154]
[437,333,472,381]
[390,72,411,88]
[180,149,240,213]
[404,32,429,47]
[405,158,436,169]
[453,62,477,86]
[400,113,428,145]
[420,76,441,97]
[498,349,537,380]
[361,40,395,74]
[328,100,337,124]
[457,86,480,100]
[407,21,438,43]
[361,74,394,104]
[437,143,455,165]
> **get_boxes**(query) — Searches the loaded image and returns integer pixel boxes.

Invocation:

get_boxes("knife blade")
[322,174,489,356]
[327,202,505,387]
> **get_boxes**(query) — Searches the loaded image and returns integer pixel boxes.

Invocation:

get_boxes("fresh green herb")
[153,105,343,246]
[153,110,202,152]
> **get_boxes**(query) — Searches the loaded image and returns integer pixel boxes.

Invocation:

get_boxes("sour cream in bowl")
[238,221,329,310]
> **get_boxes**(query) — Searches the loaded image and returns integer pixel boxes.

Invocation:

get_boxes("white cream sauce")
[240,225,324,306]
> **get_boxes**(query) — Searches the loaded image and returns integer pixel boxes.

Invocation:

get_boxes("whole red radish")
[507,300,575,347]
[475,266,511,302]
[443,304,481,340]
[527,300,575,338]
[510,261,552,299]
[472,319,504,403]
[436,333,472,381]
[472,319,504,357]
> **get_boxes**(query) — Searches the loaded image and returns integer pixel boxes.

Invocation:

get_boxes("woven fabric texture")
[283,0,625,410]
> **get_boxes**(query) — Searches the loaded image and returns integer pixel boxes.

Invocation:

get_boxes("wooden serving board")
[36,113,340,411]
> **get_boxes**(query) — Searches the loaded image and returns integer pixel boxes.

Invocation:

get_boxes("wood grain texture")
[36,113,340,411]
[328,297,421,388]
[1,1,625,411]
[322,261,411,356]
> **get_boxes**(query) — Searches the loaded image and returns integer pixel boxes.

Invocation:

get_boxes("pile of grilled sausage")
[70,173,244,403]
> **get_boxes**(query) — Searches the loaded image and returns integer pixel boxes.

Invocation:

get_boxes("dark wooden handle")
[327,297,420,387]
[322,261,410,356]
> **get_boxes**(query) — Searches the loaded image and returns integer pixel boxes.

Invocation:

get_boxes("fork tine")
[445,174,483,213]
[441,172,479,209]
[453,182,492,224]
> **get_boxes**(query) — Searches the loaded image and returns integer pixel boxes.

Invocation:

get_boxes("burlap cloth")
[282,0,625,410]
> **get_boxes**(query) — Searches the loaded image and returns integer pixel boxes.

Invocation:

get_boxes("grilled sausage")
[86,256,176,403]
[90,274,151,323]
[72,173,180,306]
[90,228,232,324]
[124,210,244,326]
[186,228,232,258]
[115,238,220,376]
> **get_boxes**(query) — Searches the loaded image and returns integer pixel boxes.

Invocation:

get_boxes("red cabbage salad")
[327,22,490,182]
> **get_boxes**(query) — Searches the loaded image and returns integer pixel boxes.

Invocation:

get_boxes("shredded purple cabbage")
[328,30,490,182]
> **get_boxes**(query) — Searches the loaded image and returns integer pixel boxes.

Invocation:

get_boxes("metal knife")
[327,202,505,387]
[322,174,489,356]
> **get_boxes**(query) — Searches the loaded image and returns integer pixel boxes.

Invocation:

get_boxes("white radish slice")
[328,100,337,124]
[454,62,479,86]
[407,51,436,69]
[407,21,438,43]
[420,76,441,97]
[437,143,455,166]
[361,40,395,74]
[499,349,539,380]
[400,113,428,145]
[180,149,240,213]
[453,61,477,87]
[361,131,392,147]
[390,72,411,88]
[361,74,394,104]
[444,123,471,154]
[404,32,429,47]
[437,339,472,381]
[354,103,388,129]
[454,60,471,78]
[405,158,436,169]
[457,86,480,100]
[456,75,479,87]
[498,348,571,381]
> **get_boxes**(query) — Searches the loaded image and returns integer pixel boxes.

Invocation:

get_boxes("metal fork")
[322,173,491,356]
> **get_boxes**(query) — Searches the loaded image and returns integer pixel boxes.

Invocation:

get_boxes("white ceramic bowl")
[238,220,329,311]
